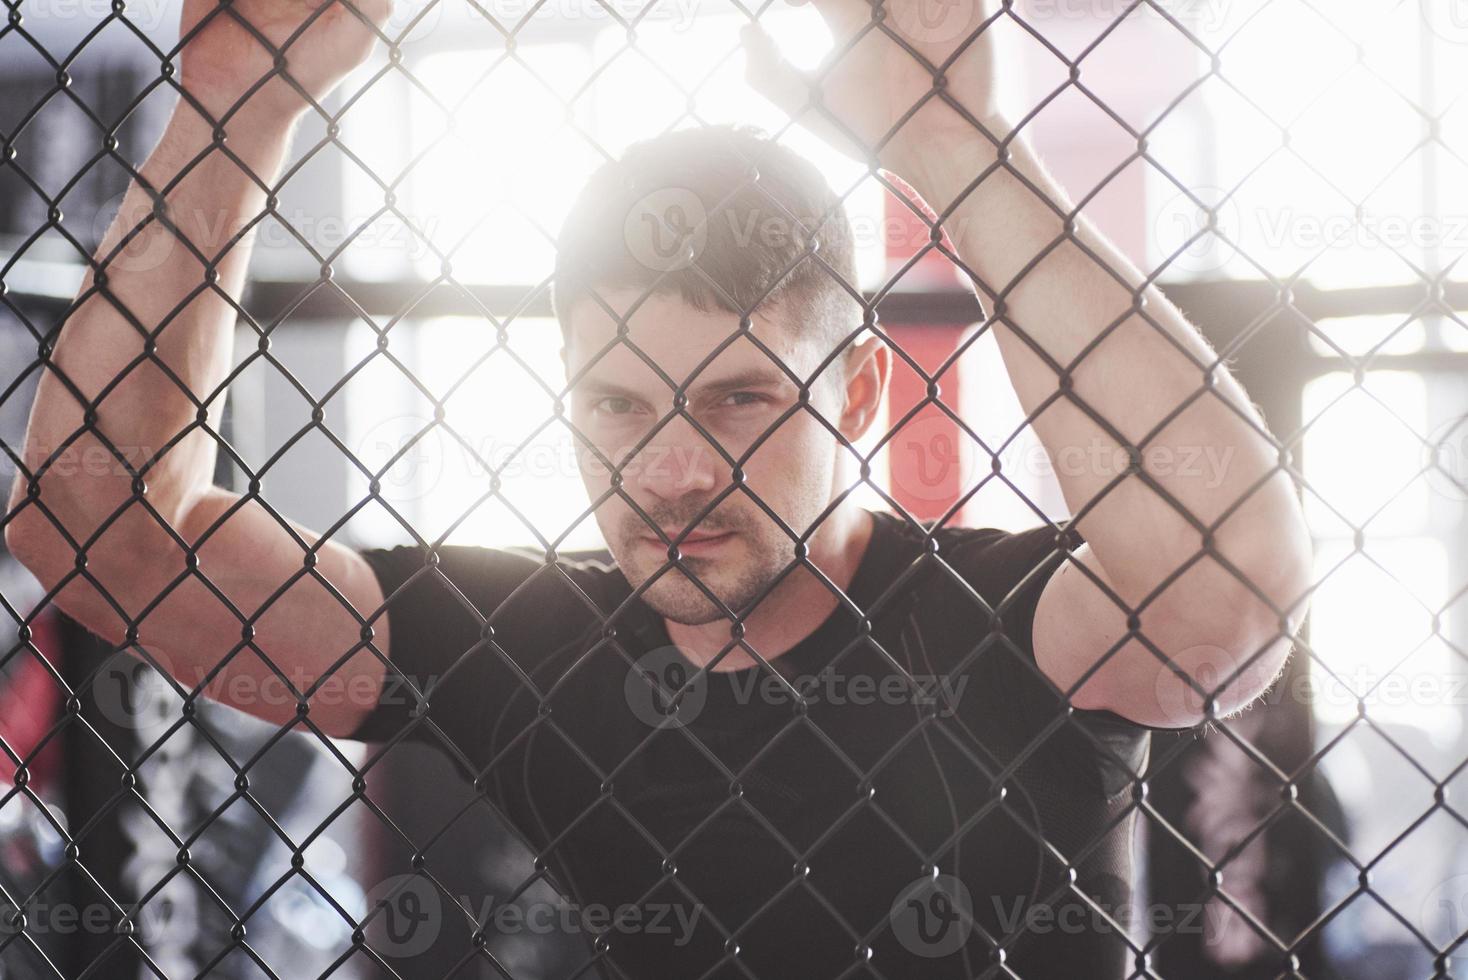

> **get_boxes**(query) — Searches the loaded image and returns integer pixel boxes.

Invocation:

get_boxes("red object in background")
[0,606,66,794]
[881,174,969,527]
[884,323,969,526]
[881,172,965,292]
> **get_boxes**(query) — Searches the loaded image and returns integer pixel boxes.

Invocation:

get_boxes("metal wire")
[1,0,1466,977]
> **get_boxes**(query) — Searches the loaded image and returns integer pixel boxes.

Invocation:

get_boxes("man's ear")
[838,336,889,441]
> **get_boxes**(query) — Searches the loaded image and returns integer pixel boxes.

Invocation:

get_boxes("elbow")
[1156,584,1312,729]
[1232,507,1315,641]
[1147,630,1300,729]
[1200,494,1315,657]
[1147,531,1315,728]
[4,502,50,576]
[5,485,94,581]
[1224,546,1313,717]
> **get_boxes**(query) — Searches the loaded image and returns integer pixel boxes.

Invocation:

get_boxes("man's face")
[564,289,850,626]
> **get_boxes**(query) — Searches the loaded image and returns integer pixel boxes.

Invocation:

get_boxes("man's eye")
[597,397,639,416]
[593,392,766,417]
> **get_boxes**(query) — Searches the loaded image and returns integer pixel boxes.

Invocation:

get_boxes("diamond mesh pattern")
[1,0,1466,977]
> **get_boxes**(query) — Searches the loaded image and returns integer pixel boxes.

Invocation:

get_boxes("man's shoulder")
[880,512,1082,600]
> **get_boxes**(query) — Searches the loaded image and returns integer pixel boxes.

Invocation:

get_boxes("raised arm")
[743,0,1314,728]
[4,0,394,737]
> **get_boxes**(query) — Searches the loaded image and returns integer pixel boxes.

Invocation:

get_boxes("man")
[4,0,1313,974]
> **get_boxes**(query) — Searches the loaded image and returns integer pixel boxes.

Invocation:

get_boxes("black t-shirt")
[350,509,1164,979]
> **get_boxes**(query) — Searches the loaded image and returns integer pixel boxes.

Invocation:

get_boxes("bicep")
[40,487,390,737]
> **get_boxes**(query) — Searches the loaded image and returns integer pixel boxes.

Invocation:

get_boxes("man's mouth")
[641,530,737,556]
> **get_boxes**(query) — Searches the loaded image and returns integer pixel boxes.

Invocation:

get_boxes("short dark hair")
[551,125,860,371]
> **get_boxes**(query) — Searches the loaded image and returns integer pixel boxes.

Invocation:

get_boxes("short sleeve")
[344,543,557,756]
[944,520,1156,800]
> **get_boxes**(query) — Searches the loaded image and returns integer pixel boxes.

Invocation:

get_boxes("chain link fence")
[2,0,1467,977]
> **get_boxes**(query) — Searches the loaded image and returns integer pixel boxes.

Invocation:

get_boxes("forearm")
[7,101,298,554]
[898,129,1311,631]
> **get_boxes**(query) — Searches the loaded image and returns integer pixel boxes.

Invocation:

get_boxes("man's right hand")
[178,0,392,123]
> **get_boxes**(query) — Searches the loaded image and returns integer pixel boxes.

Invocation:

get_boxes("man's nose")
[631,414,723,501]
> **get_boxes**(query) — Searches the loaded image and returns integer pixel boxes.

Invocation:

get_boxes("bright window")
[340,14,888,290]
[1144,1,1443,290]
[1302,368,1461,736]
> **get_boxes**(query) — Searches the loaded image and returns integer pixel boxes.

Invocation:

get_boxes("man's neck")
[664,505,877,673]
